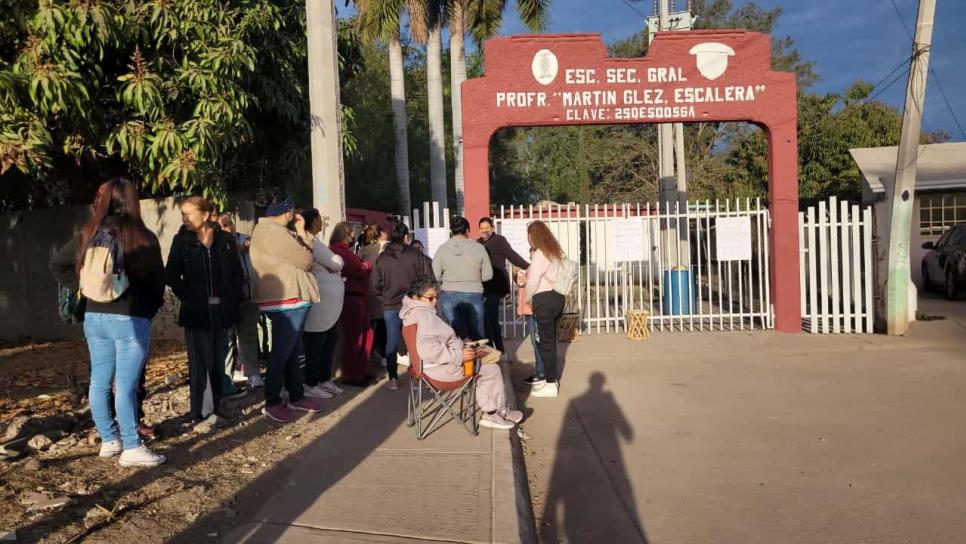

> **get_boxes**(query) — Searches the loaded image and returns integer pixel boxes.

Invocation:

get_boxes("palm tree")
[415,0,449,208]
[448,0,549,213]
[356,0,413,215]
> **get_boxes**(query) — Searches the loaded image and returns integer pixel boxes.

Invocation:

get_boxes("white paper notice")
[413,227,450,258]
[609,218,647,263]
[715,216,752,261]
[499,220,531,260]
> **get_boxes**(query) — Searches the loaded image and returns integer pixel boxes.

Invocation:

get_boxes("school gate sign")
[461,31,801,333]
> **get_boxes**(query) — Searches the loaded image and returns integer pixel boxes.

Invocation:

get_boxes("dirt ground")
[0,340,356,544]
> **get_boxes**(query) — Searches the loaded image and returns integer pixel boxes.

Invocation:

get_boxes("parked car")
[921,224,966,300]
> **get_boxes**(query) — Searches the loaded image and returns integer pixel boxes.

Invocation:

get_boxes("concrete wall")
[0,197,255,343]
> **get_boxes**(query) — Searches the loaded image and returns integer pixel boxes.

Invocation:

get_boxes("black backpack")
[58,285,86,324]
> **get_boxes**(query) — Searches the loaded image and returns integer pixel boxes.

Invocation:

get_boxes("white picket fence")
[401,196,876,336]
[798,197,875,334]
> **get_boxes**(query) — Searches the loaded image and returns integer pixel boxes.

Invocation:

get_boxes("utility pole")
[674,120,687,209]
[306,0,346,239]
[657,0,676,209]
[886,0,935,335]
[650,1,693,211]
[650,1,693,267]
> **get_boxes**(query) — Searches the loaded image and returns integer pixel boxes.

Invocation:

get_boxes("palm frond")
[467,0,506,43]
[515,0,548,32]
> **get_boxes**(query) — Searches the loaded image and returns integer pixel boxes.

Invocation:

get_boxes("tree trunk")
[449,3,467,214]
[427,23,448,208]
[389,36,412,216]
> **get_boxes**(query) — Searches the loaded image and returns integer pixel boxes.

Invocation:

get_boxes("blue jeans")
[439,291,485,340]
[83,313,151,450]
[383,309,402,380]
[265,306,310,407]
[525,315,544,375]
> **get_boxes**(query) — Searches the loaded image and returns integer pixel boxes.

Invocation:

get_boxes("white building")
[851,142,966,289]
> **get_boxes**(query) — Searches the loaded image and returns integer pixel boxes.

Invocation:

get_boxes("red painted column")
[765,118,801,333]
[462,130,492,237]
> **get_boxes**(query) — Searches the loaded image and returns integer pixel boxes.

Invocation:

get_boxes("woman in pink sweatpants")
[399,278,523,430]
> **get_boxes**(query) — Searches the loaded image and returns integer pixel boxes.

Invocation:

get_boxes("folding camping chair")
[402,324,479,440]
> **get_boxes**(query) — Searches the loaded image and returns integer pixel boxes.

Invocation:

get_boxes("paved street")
[508,303,966,543]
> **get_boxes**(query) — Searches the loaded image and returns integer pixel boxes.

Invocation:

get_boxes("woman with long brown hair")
[524,221,566,398]
[76,178,166,467]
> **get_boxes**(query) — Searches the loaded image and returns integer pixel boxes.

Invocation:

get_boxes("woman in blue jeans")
[76,179,166,467]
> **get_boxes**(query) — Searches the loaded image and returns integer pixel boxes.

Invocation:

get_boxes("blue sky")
[497,0,966,139]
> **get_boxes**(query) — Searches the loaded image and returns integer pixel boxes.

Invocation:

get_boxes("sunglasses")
[420,295,438,302]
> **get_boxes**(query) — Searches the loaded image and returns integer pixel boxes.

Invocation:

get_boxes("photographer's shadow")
[540,372,648,543]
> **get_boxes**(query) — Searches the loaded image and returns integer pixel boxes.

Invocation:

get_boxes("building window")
[920,191,966,236]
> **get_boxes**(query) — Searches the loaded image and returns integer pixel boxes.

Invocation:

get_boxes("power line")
[888,0,966,140]
[931,71,966,140]
[888,0,915,40]
[619,0,647,18]
[799,56,910,135]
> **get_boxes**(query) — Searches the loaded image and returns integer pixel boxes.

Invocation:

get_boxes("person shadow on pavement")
[539,372,648,543]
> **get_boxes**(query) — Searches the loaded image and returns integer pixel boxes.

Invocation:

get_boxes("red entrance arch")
[461,30,800,332]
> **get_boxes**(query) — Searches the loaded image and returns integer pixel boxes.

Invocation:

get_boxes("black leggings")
[303,327,339,386]
[483,293,505,352]
[533,291,565,383]
[185,326,228,419]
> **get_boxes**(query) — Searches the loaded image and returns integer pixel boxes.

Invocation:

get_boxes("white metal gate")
[401,197,875,336]
[798,197,875,333]
[492,199,773,337]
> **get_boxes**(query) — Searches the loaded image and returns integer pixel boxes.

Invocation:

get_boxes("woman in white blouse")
[301,208,346,399]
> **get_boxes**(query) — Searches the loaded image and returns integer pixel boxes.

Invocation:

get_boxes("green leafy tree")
[0,0,362,211]
[725,82,945,204]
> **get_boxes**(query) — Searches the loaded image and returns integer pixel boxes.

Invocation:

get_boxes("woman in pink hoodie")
[400,277,523,430]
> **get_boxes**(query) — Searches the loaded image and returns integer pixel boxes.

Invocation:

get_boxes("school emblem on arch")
[531,49,558,85]
[689,42,736,80]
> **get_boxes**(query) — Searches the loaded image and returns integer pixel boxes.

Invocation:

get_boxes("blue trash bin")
[662,269,694,315]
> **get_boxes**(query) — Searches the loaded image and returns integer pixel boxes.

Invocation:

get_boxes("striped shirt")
[259,297,313,313]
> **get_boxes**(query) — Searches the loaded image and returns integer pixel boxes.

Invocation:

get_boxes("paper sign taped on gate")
[715,216,752,261]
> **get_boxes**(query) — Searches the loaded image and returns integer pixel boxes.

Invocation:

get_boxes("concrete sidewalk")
[225,365,533,544]
[509,317,966,544]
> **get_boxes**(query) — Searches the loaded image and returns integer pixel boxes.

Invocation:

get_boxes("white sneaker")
[304,385,334,399]
[99,439,123,458]
[231,370,247,383]
[480,412,515,430]
[320,380,344,395]
[118,445,166,468]
[500,407,524,424]
[531,381,559,398]
[248,375,265,388]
